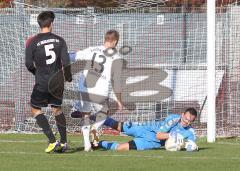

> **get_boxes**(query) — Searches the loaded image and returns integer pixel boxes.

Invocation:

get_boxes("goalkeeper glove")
[185,140,199,152]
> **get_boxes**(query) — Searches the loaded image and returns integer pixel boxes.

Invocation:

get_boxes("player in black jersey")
[25,11,72,153]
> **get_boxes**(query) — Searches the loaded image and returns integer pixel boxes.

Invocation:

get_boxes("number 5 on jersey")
[45,44,56,65]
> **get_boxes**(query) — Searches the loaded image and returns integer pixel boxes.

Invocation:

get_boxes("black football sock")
[55,113,67,143]
[35,114,56,143]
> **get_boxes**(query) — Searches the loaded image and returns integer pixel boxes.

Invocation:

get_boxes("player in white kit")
[70,30,124,151]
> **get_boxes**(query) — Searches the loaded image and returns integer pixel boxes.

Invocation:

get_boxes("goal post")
[207,0,216,142]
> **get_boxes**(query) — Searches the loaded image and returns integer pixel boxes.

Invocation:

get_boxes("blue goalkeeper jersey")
[135,114,197,143]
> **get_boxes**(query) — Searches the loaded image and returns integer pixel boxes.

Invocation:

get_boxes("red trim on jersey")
[25,35,36,48]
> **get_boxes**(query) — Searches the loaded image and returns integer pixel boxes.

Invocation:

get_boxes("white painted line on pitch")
[216,142,240,146]
[0,139,127,143]
[0,140,82,143]
[0,140,46,143]
[0,151,240,160]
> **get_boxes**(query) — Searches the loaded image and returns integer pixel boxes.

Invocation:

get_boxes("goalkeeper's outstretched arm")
[156,132,169,140]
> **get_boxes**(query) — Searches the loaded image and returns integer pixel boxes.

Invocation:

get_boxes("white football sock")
[81,125,91,151]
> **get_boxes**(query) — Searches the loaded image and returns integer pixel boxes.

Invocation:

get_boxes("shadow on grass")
[198,147,212,151]
[65,146,84,153]
[150,147,212,152]
[55,146,212,154]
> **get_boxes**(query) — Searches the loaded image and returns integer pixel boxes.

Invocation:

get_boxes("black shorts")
[30,87,63,109]
[128,140,137,150]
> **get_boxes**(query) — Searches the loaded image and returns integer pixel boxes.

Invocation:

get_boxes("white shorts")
[73,100,101,113]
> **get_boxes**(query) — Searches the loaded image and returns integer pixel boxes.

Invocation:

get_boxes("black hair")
[37,11,55,28]
[184,108,198,117]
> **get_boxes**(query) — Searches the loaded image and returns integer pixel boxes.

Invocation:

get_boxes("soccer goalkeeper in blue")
[98,108,198,151]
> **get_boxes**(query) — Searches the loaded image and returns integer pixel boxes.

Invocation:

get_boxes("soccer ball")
[185,141,198,152]
[165,136,185,152]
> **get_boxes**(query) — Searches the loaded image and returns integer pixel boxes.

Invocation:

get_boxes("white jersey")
[75,45,122,97]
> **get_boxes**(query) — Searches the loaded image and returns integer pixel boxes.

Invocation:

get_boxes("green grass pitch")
[0,134,239,171]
